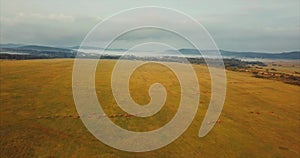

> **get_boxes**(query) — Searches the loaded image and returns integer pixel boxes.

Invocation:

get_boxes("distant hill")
[178,49,300,59]
[18,45,73,52]
[1,44,299,59]
[220,50,300,59]
[0,44,76,58]
[0,43,24,48]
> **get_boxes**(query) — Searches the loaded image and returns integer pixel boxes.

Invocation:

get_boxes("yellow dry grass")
[0,59,299,158]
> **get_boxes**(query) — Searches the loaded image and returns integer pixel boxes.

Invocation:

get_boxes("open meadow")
[0,59,299,158]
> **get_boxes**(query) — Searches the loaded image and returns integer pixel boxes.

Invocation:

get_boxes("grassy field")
[264,60,300,75]
[0,59,299,158]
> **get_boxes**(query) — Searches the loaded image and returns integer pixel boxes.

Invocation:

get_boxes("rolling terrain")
[0,59,299,157]
[1,44,299,59]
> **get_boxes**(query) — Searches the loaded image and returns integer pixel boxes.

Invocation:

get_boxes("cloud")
[0,13,99,46]
[0,0,299,52]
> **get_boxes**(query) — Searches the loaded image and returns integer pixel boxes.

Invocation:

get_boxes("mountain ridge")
[0,44,299,59]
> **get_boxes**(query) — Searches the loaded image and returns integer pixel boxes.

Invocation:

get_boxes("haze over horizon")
[0,0,299,53]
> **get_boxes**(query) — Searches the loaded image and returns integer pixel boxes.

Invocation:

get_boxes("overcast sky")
[0,0,299,52]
